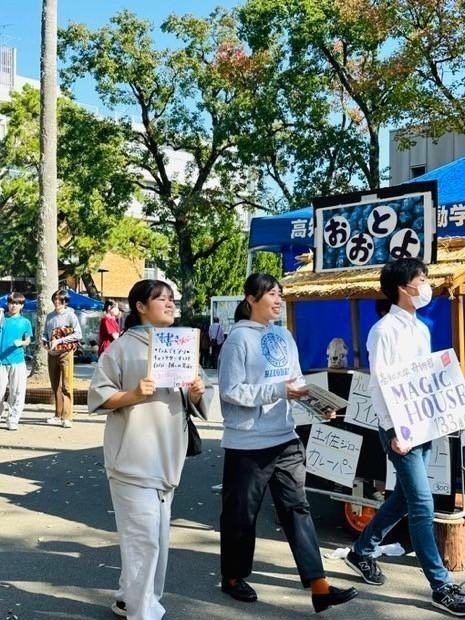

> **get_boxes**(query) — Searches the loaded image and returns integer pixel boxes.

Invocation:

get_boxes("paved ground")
[0,374,464,619]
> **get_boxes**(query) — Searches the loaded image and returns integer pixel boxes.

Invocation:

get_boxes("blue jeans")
[353,427,450,591]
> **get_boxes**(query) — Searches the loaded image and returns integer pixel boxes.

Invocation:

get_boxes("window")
[411,165,426,178]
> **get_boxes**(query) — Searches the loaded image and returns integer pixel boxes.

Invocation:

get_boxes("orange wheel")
[343,502,377,536]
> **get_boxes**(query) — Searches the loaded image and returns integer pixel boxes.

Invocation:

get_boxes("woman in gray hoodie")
[218,273,358,614]
[88,279,211,620]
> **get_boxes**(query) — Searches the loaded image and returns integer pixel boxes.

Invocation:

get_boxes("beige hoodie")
[88,327,211,491]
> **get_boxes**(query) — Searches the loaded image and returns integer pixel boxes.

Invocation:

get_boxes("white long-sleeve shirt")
[366,304,431,432]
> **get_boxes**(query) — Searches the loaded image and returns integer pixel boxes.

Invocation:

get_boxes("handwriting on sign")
[306,425,363,487]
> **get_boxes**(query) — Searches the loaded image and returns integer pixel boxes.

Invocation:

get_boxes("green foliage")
[239,0,418,189]
[0,85,166,279]
[59,9,262,320]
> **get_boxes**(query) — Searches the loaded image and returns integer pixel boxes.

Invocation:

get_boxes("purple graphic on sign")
[400,426,412,441]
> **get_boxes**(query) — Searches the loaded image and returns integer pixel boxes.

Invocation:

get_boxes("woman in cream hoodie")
[88,279,211,620]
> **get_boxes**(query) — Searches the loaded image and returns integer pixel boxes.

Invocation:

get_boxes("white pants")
[0,363,27,424]
[109,479,173,620]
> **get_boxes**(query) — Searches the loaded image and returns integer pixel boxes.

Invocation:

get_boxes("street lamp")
[97,268,109,298]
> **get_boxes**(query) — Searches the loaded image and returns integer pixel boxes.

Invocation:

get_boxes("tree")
[239,0,418,189]
[35,0,59,376]
[388,0,465,140]
[0,86,168,284]
[58,9,272,322]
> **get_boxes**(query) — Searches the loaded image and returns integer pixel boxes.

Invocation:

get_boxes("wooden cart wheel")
[343,502,376,536]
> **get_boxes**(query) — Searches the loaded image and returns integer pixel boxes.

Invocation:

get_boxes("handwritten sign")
[147,327,199,388]
[345,371,378,430]
[386,436,451,496]
[379,348,465,448]
[306,425,363,487]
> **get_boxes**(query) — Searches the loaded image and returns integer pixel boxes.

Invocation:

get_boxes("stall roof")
[281,239,465,301]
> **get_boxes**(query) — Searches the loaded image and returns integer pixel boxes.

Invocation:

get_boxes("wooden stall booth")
[280,238,465,569]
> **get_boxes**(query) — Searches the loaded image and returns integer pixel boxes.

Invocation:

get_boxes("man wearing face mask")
[345,258,465,617]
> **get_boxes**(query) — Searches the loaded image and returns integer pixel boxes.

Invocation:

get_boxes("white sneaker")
[62,419,72,428]
[7,422,18,431]
[111,601,127,617]
[46,416,61,425]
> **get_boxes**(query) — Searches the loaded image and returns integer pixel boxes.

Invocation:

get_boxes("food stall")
[280,239,465,567]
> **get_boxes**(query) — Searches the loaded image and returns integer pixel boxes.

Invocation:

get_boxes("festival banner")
[312,182,437,273]
[379,348,465,448]
[147,327,199,388]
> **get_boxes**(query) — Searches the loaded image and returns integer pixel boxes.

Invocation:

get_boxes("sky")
[1,0,390,172]
[1,0,242,108]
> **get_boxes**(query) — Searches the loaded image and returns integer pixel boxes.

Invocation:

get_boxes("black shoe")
[111,600,127,617]
[432,583,465,616]
[221,578,257,602]
[344,549,386,585]
[312,586,359,613]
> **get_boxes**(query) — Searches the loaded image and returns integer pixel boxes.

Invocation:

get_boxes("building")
[389,128,465,186]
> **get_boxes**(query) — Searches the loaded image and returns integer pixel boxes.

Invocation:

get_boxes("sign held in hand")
[147,327,199,388]
[379,348,465,448]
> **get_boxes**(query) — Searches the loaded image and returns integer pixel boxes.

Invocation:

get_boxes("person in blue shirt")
[0,292,33,430]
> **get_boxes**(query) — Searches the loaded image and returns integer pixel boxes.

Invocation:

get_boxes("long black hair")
[123,279,174,330]
[234,273,281,321]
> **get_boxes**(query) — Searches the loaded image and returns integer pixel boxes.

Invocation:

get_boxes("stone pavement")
[0,401,463,619]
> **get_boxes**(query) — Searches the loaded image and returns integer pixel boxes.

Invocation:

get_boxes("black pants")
[220,439,325,587]
[210,343,221,368]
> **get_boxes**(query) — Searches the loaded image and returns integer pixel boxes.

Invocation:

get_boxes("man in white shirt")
[345,258,465,617]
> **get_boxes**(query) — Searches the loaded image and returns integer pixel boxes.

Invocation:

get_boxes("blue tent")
[248,207,313,271]
[410,157,465,237]
[66,289,104,311]
[0,289,103,311]
[248,159,465,369]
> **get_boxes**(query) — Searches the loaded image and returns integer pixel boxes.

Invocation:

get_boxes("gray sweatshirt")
[88,327,211,491]
[218,320,301,450]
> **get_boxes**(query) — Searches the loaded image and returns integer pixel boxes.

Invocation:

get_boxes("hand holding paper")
[188,376,205,405]
[135,377,155,400]
[286,379,310,400]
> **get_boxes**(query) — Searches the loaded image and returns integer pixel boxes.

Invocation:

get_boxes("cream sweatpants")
[0,362,28,424]
[109,478,173,620]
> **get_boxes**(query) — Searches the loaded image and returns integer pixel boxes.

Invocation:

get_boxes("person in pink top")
[98,299,121,357]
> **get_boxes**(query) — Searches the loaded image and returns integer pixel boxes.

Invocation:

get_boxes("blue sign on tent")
[248,207,313,252]
[248,207,313,271]
[409,157,465,237]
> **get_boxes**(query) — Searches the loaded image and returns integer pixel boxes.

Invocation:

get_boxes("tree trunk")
[435,517,465,571]
[81,272,100,299]
[32,0,59,378]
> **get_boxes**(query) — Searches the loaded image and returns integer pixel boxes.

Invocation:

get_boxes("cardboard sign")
[306,425,363,487]
[147,327,199,388]
[386,436,451,495]
[379,348,465,448]
[345,371,378,430]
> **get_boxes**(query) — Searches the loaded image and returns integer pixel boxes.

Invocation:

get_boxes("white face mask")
[410,283,432,309]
